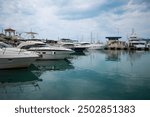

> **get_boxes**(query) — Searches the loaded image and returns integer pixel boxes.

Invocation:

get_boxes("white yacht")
[78,42,105,50]
[17,41,74,60]
[128,29,147,49]
[58,39,87,52]
[0,42,38,69]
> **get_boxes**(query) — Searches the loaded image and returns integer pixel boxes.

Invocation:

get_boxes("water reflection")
[71,52,86,56]
[0,50,150,100]
[100,50,121,61]
[100,50,149,62]
[127,51,146,61]
[31,59,74,77]
[126,51,149,66]
[0,69,42,94]
[70,52,86,58]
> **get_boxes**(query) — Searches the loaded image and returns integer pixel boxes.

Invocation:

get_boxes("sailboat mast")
[91,32,93,43]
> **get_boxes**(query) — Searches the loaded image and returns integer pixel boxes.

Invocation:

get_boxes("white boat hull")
[0,57,37,69]
[17,41,74,60]
[88,44,105,50]
[89,46,104,50]
[77,43,105,50]
[0,42,39,69]
[35,50,73,60]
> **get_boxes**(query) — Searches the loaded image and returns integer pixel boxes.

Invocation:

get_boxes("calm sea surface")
[0,50,150,100]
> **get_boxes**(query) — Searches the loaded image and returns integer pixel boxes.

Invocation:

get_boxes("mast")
[117,28,119,36]
[81,34,84,42]
[1,28,4,34]
[90,32,93,43]
[131,28,134,35]
[96,32,99,43]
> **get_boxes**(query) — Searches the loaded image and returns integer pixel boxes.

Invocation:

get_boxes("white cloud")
[0,0,150,42]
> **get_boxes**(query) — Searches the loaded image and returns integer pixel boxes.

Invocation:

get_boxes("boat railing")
[0,47,29,55]
[0,47,7,54]
[18,48,23,54]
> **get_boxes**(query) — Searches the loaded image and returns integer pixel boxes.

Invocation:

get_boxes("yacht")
[79,42,105,50]
[58,39,87,52]
[17,41,74,60]
[128,29,147,49]
[0,42,38,69]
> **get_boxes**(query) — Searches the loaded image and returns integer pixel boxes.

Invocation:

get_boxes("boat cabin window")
[21,45,32,49]
[60,39,73,43]
[81,43,90,45]
[0,42,12,48]
[21,44,48,49]
[63,44,74,46]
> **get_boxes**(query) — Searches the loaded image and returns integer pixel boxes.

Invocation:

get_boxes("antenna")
[81,35,84,42]
[117,28,119,36]
[2,28,4,34]
[90,32,93,43]
[132,28,134,34]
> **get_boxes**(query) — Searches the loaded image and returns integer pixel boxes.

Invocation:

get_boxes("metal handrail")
[1,47,6,54]
[0,48,25,55]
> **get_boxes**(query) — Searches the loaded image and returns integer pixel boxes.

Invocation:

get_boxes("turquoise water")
[0,50,150,100]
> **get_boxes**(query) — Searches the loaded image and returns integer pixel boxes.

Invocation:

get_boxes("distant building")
[106,37,127,49]
[4,28,16,37]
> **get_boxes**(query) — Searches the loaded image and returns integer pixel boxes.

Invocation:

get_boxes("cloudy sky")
[0,0,150,42]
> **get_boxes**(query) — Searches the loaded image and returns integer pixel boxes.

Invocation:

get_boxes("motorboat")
[78,42,105,50]
[89,43,105,50]
[128,29,147,49]
[17,41,74,60]
[0,42,38,69]
[58,39,87,52]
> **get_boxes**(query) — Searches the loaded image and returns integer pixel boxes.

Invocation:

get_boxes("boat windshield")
[33,44,49,48]
[80,43,90,45]
[21,43,48,49]
[60,39,74,43]
[0,42,13,48]
[63,44,74,47]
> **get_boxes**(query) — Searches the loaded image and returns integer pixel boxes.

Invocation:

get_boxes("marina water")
[0,50,150,100]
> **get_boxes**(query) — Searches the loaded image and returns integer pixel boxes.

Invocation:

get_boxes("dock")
[104,47,150,51]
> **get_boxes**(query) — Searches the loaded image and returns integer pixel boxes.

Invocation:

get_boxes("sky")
[0,0,150,42]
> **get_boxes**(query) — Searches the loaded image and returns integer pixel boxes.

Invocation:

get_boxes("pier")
[104,36,150,51]
[104,47,150,51]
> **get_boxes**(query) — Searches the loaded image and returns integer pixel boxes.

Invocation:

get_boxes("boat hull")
[0,57,37,69]
[88,44,105,50]
[36,50,73,60]
[89,46,104,50]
